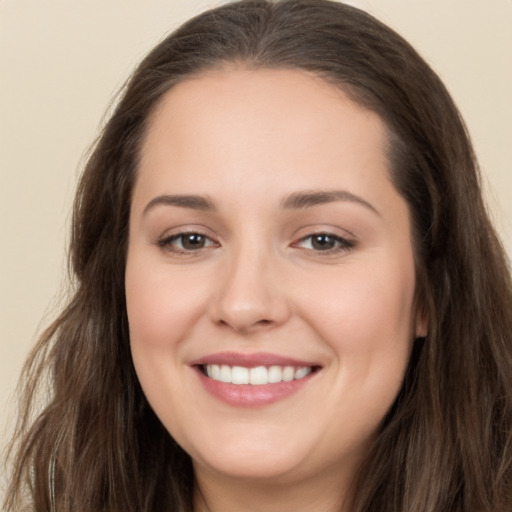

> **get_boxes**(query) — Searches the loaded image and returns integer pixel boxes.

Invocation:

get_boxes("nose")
[209,245,291,333]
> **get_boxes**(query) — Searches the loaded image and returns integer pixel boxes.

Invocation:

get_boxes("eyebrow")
[143,194,216,215]
[281,189,380,215]
[142,189,379,216]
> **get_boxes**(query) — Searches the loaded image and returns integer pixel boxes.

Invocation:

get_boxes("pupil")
[183,234,204,250]
[312,234,335,250]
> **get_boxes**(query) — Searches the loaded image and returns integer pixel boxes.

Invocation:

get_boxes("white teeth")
[231,366,249,384]
[211,364,220,380]
[282,366,295,382]
[204,364,313,385]
[294,367,310,379]
[268,365,282,383]
[219,365,231,383]
[249,366,268,385]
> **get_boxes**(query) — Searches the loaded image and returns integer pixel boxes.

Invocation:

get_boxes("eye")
[157,232,218,253]
[294,233,355,253]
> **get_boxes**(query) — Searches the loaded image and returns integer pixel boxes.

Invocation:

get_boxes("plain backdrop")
[1,0,511,491]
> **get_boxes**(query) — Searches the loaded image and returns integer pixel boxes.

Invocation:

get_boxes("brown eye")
[181,233,207,250]
[311,234,337,250]
[295,233,355,253]
[158,232,218,253]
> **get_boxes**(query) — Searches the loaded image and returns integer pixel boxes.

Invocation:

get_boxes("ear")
[415,306,428,338]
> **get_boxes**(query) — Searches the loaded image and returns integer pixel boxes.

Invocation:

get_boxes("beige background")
[1,0,511,489]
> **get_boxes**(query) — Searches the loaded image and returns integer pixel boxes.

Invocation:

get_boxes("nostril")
[215,317,274,332]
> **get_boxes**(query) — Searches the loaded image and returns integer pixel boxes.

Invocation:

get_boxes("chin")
[185,429,315,482]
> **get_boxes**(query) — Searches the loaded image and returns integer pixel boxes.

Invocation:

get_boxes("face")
[126,68,425,488]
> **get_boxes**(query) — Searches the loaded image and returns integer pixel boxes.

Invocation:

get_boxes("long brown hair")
[4,1,512,510]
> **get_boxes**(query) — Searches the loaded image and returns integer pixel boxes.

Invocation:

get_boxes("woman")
[4,0,512,510]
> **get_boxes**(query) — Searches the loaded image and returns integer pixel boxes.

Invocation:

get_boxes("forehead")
[145,67,384,143]
[137,68,392,197]
[134,68,400,220]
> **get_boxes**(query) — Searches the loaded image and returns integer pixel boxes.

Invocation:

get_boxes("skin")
[126,68,426,511]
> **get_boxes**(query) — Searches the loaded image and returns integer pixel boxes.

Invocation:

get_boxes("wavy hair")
[4,1,512,510]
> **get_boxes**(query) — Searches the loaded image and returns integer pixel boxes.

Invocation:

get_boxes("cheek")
[300,252,416,375]
[124,254,207,435]
[125,256,209,352]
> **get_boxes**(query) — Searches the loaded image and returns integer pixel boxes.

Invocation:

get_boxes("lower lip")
[195,368,314,407]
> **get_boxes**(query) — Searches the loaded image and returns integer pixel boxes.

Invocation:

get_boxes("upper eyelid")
[154,227,356,249]
[159,231,218,245]
[294,233,355,246]
[154,227,218,251]
[291,226,357,243]
[157,225,219,241]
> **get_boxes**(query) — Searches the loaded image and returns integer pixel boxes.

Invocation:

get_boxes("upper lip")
[189,351,320,368]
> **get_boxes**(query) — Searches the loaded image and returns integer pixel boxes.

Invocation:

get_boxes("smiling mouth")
[192,353,321,406]
[200,364,318,385]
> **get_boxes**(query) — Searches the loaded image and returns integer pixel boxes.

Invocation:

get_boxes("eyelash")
[157,232,219,254]
[156,231,355,255]
[293,232,355,254]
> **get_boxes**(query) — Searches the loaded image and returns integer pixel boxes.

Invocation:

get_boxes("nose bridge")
[211,237,289,331]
